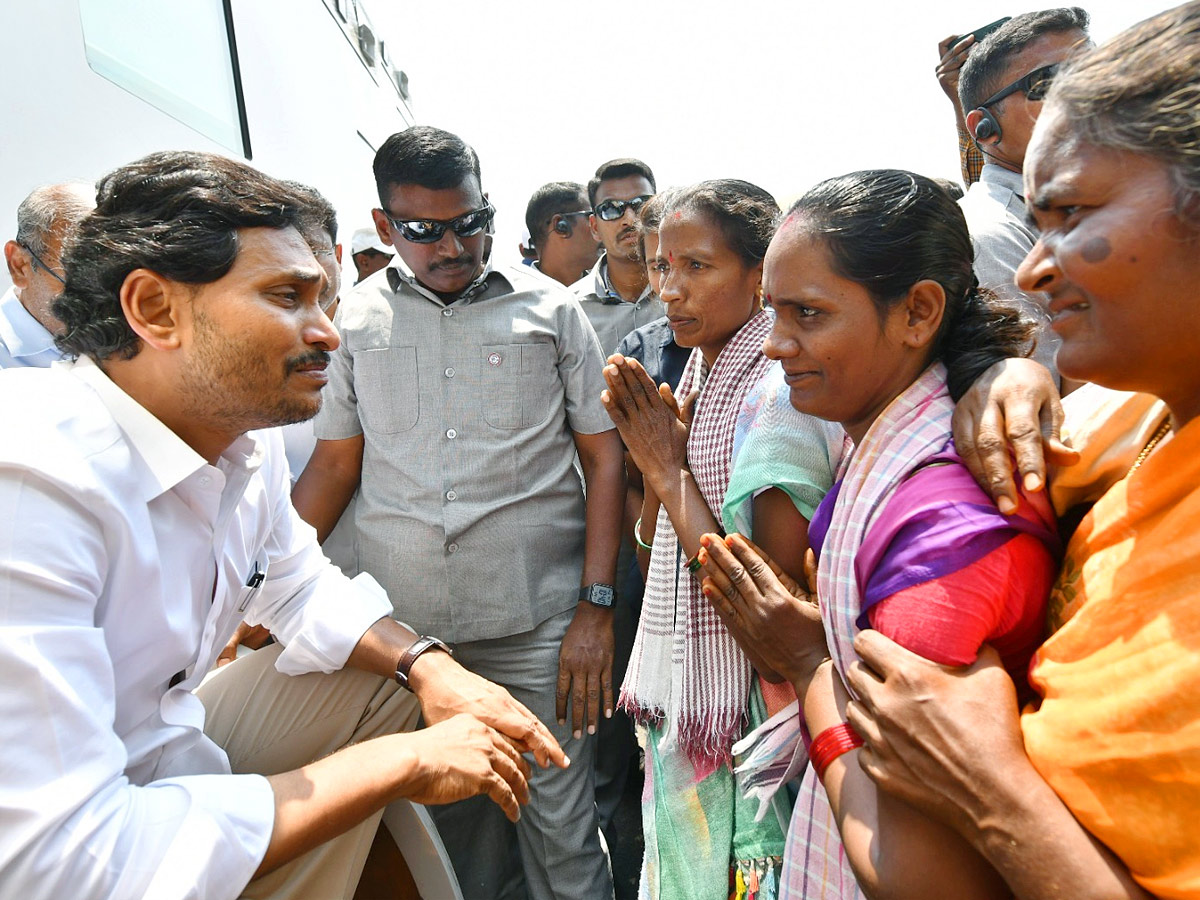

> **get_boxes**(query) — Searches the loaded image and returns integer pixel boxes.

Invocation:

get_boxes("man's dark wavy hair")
[54,151,308,361]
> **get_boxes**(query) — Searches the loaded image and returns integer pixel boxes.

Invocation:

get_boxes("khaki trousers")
[196,643,421,900]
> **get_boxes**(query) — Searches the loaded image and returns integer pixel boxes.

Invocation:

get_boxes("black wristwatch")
[578,583,615,608]
[394,635,453,690]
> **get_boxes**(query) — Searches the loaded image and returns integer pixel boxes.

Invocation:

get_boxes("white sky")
[372,0,1170,259]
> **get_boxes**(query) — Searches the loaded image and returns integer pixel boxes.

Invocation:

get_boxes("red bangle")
[809,722,863,780]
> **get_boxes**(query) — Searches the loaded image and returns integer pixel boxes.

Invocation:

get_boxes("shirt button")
[445,489,458,501]
[447,542,459,554]
[446,428,457,439]
[444,367,455,378]
[442,308,454,317]
[199,476,211,486]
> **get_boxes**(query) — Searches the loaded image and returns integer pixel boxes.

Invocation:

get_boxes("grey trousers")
[429,607,615,900]
[196,642,422,900]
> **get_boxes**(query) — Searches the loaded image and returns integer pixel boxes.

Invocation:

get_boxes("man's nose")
[305,304,340,352]
[434,228,465,256]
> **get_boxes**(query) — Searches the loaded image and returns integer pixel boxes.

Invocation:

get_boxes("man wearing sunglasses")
[957,8,1091,380]
[294,126,623,900]
[0,182,93,369]
[571,158,663,356]
[523,181,601,287]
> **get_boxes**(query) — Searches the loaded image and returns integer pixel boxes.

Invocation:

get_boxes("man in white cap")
[350,226,394,283]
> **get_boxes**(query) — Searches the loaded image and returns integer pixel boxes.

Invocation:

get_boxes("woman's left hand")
[601,355,693,485]
[698,533,830,692]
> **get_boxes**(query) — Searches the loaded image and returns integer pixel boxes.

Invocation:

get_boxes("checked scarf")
[620,308,775,769]
[782,363,956,900]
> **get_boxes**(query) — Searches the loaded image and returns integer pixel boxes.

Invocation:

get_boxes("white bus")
[1,0,415,291]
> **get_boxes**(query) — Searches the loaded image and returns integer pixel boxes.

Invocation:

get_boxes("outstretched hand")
[601,354,695,486]
[952,358,1080,514]
[400,713,533,823]
[698,533,830,692]
[408,650,569,770]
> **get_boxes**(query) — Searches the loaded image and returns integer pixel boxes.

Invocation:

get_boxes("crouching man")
[0,150,565,900]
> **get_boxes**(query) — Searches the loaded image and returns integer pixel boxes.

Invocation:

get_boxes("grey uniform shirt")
[315,259,613,642]
[570,254,665,356]
[959,163,1061,376]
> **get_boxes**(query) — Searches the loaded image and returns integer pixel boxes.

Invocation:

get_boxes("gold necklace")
[1128,418,1172,475]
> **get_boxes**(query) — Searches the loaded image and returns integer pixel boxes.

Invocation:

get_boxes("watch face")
[588,584,615,607]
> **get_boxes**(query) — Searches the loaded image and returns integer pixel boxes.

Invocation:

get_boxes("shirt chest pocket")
[235,556,269,613]
[354,347,419,433]
[481,343,557,430]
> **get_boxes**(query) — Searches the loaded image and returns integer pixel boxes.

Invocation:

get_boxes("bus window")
[78,0,249,156]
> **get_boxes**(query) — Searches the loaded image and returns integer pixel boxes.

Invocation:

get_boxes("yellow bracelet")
[633,516,654,551]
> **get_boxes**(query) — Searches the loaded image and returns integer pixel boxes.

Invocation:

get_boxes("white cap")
[351,227,392,256]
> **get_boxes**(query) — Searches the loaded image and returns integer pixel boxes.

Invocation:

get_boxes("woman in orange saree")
[843,5,1200,899]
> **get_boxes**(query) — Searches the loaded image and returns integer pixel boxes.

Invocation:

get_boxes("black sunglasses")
[17,241,66,285]
[593,195,652,222]
[980,63,1060,108]
[382,203,495,244]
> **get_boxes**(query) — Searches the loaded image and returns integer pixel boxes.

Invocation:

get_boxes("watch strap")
[394,635,452,690]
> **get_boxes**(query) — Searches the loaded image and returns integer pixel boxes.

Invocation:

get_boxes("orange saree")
[1024,403,1200,899]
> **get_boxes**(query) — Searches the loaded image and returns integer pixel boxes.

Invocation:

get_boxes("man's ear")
[551,214,573,240]
[901,279,946,350]
[120,269,187,351]
[4,240,32,288]
[370,209,394,248]
[588,214,601,243]
[965,108,992,144]
[334,242,343,265]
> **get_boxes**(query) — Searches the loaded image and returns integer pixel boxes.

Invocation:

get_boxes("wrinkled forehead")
[1023,104,1081,200]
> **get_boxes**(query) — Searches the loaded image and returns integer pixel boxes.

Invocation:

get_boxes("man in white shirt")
[524,181,600,286]
[0,150,564,900]
[0,181,93,368]
[957,8,1092,379]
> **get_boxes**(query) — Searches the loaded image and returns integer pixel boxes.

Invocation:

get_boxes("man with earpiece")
[523,181,602,287]
[957,7,1091,381]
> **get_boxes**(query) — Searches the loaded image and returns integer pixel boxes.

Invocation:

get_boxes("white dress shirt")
[0,286,62,369]
[958,163,1060,375]
[0,356,392,899]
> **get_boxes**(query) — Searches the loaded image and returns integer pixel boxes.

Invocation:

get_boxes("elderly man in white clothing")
[0,181,93,368]
[0,150,565,900]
